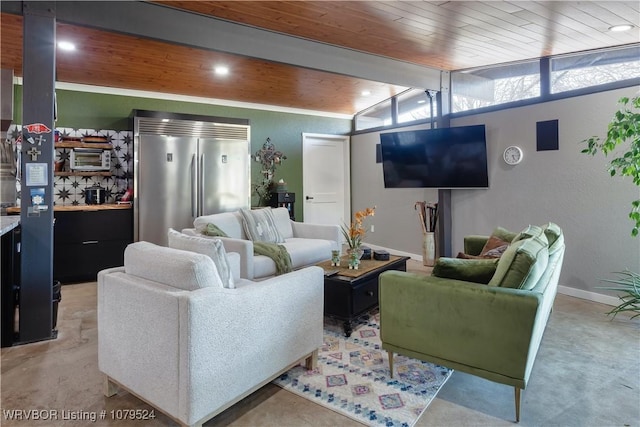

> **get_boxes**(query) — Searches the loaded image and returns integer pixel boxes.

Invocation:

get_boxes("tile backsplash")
[6,125,133,206]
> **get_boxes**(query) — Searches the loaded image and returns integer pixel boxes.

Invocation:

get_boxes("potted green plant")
[581,96,639,236]
[581,95,640,319]
[597,270,640,319]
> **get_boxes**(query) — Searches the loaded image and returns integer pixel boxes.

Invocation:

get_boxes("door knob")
[306,196,314,200]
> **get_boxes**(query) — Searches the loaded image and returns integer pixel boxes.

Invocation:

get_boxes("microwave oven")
[70,148,111,171]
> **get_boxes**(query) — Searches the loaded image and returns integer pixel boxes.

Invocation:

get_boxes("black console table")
[269,192,295,220]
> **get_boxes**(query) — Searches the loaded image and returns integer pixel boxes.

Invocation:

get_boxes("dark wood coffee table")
[318,255,410,336]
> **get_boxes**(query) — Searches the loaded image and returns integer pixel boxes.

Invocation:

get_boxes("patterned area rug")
[273,312,453,426]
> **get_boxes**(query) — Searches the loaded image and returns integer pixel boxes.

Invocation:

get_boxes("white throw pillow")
[167,228,235,289]
[239,207,284,243]
[271,207,294,239]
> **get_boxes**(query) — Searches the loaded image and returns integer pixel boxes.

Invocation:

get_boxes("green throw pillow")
[432,257,499,284]
[541,222,563,253]
[203,223,229,237]
[512,224,544,243]
[488,234,549,290]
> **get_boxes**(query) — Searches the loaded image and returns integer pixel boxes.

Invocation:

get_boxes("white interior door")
[302,133,350,227]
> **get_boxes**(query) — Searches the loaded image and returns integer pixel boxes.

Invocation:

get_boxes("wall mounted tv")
[380,124,489,189]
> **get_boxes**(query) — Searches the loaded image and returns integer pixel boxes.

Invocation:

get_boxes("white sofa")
[183,207,340,280]
[98,241,324,427]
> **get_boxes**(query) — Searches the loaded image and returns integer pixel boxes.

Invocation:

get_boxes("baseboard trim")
[365,242,621,308]
[557,285,619,307]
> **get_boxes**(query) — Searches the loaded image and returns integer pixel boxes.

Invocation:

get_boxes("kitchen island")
[0,215,20,235]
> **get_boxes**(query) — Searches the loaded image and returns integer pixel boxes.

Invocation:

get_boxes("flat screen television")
[380,124,489,189]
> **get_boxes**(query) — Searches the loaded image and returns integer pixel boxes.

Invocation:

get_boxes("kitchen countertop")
[0,215,20,236]
[6,203,132,214]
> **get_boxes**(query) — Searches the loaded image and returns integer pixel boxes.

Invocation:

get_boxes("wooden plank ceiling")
[1,1,639,116]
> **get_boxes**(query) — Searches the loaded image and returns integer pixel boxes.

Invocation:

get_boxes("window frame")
[353,44,640,132]
[353,88,440,134]
[450,44,640,119]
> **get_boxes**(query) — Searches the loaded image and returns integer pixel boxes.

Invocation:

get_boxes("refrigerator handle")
[199,153,205,217]
[191,153,197,218]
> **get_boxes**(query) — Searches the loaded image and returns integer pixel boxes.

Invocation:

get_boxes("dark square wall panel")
[537,119,559,151]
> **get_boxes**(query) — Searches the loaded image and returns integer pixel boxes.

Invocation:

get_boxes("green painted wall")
[14,86,352,220]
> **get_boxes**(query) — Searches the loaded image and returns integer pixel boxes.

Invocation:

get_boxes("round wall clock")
[503,146,523,165]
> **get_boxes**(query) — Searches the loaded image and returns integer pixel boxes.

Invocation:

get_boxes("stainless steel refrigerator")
[133,111,251,246]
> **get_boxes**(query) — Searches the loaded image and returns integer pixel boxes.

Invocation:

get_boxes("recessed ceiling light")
[57,41,76,51]
[214,66,229,76]
[608,24,634,32]
[417,100,426,104]
[161,118,170,123]
[361,90,371,96]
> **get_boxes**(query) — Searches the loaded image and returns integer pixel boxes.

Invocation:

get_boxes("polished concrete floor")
[1,259,639,426]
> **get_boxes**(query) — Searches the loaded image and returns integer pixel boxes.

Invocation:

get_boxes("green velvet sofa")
[379,223,565,422]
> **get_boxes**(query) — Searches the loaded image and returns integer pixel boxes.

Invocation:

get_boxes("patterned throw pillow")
[490,226,518,243]
[479,235,510,255]
[239,207,285,243]
[167,228,234,289]
[457,234,510,259]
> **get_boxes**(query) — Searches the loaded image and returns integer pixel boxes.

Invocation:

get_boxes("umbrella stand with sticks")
[415,201,438,266]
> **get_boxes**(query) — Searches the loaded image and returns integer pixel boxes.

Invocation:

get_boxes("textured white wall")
[351,87,640,295]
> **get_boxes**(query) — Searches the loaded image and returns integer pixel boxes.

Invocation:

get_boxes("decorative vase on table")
[341,207,376,270]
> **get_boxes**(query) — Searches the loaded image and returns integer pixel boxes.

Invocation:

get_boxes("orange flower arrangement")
[341,207,376,249]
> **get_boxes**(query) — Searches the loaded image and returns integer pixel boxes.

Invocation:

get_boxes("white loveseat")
[183,207,340,280]
[98,241,324,427]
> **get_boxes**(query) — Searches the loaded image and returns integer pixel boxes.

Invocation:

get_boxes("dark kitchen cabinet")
[1,221,20,347]
[54,208,132,283]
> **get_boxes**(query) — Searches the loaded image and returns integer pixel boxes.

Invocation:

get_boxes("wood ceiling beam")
[42,1,442,90]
